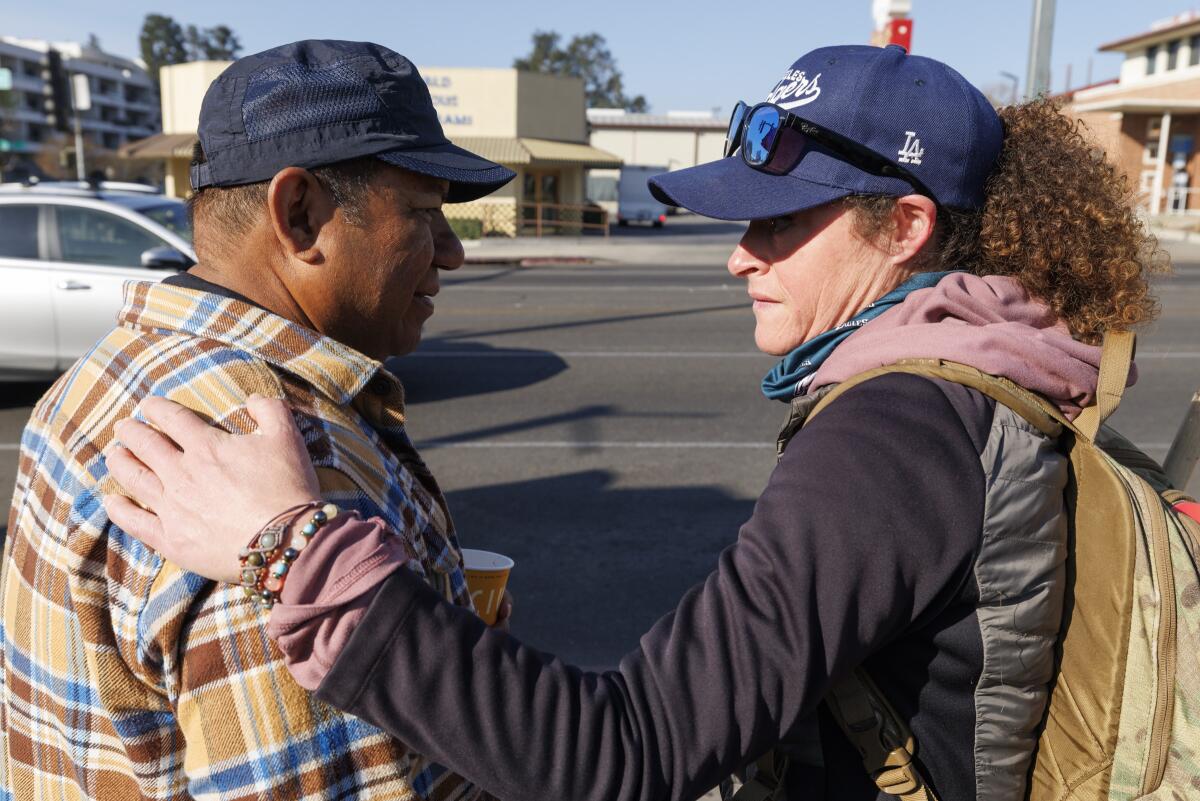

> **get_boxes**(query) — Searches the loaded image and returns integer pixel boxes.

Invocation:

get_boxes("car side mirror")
[140,246,193,270]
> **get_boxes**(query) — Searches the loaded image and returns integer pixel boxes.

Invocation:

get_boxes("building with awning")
[120,62,621,236]
[1064,11,1200,216]
[584,109,727,216]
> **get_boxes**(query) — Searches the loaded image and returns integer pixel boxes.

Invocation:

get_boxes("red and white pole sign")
[872,0,914,51]
[886,18,914,51]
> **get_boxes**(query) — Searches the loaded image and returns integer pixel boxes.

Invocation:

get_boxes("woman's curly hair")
[848,97,1169,344]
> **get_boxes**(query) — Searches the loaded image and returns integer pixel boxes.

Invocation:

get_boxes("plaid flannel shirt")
[0,280,481,801]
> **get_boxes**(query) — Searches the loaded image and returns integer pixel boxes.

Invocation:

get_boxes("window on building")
[1147,45,1159,75]
[27,124,44,143]
[24,92,41,111]
[0,206,40,260]
[23,59,41,77]
[57,207,165,267]
[1192,35,1200,66]
[1168,39,1180,70]
[1146,117,1164,164]
[1140,169,1158,198]
[102,132,120,150]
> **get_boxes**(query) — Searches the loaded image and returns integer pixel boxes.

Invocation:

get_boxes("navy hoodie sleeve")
[316,374,988,801]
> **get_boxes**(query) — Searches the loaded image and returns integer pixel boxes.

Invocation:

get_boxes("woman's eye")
[767,215,793,235]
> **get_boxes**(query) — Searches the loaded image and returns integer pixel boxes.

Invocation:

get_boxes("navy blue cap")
[190,40,516,202]
[649,45,1002,220]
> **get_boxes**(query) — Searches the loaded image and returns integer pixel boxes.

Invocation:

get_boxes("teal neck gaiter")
[761,271,958,402]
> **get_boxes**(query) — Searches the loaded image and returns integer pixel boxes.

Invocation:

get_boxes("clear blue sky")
[11,1,1194,114]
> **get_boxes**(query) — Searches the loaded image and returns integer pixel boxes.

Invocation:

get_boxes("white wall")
[589,128,725,170]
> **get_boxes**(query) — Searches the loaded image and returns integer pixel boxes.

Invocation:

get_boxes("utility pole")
[69,73,90,182]
[1025,0,1056,98]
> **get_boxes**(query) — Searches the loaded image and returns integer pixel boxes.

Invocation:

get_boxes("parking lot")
[2,229,1198,669]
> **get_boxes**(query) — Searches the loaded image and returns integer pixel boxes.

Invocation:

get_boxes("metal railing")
[440,200,611,238]
[1163,186,1200,214]
[519,201,610,238]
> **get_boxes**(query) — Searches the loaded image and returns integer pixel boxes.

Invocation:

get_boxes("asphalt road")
[1,234,1198,670]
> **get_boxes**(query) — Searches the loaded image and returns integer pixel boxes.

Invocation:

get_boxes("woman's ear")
[889,195,938,266]
[265,168,335,265]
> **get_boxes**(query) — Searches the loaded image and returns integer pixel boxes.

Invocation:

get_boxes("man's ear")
[265,168,335,265]
[889,195,938,267]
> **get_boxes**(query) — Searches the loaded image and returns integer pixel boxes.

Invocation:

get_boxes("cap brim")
[648,156,852,221]
[377,142,516,203]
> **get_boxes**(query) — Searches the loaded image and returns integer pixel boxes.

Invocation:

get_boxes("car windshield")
[133,201,192,244]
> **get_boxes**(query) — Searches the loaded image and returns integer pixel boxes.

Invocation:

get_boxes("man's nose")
[432,212,465,271]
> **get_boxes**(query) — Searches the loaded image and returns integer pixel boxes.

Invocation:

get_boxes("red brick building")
[1064,11,1200,216]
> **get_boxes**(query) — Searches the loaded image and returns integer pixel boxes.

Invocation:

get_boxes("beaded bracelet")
[239,502,339,608]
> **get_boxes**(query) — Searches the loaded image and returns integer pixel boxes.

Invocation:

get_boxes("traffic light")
[44,49,71,133]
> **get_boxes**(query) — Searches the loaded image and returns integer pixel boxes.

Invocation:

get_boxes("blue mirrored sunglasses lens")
[725,102,747,156]
[744,107,780,166]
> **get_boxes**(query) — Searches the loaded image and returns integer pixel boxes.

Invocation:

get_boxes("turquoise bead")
[270,561,289,578]
[302,522,318,536]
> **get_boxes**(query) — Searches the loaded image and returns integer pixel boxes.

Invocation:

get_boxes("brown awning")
[115,133,623,169]
[450,137,623,168]
[118,133,197,159]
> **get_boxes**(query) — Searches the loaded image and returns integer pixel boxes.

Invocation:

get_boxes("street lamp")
[999,71,1020,105]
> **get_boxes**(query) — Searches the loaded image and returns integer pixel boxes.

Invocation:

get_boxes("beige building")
[585,109,726,214]
[1064,11,1200,216]
[122,63,621,236]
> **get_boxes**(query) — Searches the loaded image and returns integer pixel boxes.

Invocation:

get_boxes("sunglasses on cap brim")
[725,100,939,205]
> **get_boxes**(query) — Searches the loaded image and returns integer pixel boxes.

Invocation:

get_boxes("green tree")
[139,14,187,89]
[185,24,242,61]
[514,30,648,112]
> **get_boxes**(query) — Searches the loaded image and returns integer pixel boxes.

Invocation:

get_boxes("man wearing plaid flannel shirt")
[0,40,515,800]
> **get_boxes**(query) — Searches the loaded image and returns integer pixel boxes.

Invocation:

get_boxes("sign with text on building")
[423,73,474,127]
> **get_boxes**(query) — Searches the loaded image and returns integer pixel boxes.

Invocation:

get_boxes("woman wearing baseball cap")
[104,45,1164,800]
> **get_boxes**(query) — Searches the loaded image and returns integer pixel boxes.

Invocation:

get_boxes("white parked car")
[0,182,195,380]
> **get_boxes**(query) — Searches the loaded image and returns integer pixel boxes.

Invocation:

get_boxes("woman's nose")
[727,242,767,278]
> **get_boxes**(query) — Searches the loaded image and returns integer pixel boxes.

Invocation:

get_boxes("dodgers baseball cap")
[189,39,516,201]
[649,44,1003,220]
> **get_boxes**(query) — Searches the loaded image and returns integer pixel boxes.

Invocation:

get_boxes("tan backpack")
[729,331,1200,801]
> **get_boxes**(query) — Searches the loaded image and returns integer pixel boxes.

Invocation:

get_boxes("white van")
[617,166,670,228]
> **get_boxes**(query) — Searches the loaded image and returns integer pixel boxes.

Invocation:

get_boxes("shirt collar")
[118,280,404,408]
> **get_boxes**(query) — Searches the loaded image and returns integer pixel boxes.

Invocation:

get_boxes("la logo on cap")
[898,131,924,165]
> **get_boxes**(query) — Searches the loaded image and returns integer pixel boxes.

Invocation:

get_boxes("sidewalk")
[462,216,743,266]
[459,218,1200,268]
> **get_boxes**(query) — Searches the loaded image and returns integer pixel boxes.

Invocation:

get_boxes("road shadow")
[387,341,568,403]
[1,381,53,410]
[445,469,753,669]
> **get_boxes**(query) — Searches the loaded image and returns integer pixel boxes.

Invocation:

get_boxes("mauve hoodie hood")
[809,272,1136,419]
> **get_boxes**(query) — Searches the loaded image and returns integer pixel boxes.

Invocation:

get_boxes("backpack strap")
[727,750,790,801]
[807,358,1066,440]
[824,670,938,801]
[1074,330,1135,441]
